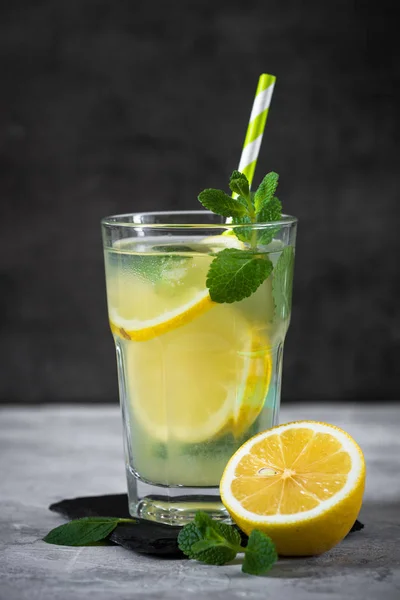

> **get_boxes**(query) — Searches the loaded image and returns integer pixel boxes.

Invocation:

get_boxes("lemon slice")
[108,234,244,342]
[220,421,366,556]
[110,289,213,342]
[108,247,215,341]
[122,305,271,444]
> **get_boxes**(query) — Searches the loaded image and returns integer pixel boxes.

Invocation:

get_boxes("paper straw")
[237,73,276,188]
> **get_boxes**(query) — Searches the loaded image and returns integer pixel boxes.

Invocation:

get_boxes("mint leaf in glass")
[272,245,295,320]
[206,248,273,303]
[134,249,191,285]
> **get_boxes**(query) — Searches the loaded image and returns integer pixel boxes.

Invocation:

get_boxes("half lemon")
[220,421,366,555]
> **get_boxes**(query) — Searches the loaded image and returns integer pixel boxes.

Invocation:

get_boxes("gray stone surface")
[0,404,399,600]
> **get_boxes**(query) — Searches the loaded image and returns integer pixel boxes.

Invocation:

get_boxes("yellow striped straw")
[237,73,276,187]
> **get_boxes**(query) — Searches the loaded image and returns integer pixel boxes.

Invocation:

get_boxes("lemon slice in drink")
[120,305,272,444]
[108,234,243,342]
[110,289,213,342]
[220,421,366,556]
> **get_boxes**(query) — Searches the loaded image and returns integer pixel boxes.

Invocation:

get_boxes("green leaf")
[191,539,217,554]
[193,512,241,547]
[272,245,295,320]
[229,170,250,198]
[254,172,279,213]
[208,520,242,548]
[177,521,203,559]
[242,530,278,575]
[257,197,282,223]
[232,214,253,243]
[152,245,193,253]
[194,510,213,533]
[206,248,273,304]
[191,543,237,566]
[134,254,190,285]
[43,517,134,546]
[180,512,241,566]
[256,196,282,246]
[177,514,278,575]
[198,189,248,218]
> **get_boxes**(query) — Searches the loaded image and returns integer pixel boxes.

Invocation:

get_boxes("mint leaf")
[152,245,193,253]
[272,245,295,320]
[43,517,136,546]
[254,172,279,213]
[198,189,248,218]
[192,512,242,546]
[134,254,190,285]
[191,540,237,565]
[256,197,282,246]
[242,530,278,575]
[232,214,253,243]
[229,170,250,198]
[257,196,282,223]
[191,539,217,553]
[179,512,241,566]
[193,513,241,549]
[177,521,203,558]
[206,520,242,548]
[206,248,273,303]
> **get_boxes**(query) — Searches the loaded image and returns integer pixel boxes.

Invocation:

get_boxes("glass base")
[127,468,231,525]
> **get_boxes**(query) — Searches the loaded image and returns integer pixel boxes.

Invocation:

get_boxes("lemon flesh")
[220,421,366,556]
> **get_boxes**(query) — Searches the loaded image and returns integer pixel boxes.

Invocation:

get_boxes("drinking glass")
[102,211,297,524]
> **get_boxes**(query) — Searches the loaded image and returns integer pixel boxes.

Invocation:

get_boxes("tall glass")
[102,211,297,524]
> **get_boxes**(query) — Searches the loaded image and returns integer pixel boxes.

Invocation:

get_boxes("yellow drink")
[104,235,290,498]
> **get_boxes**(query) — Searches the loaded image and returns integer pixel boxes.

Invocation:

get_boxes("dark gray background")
[0,0,399,403]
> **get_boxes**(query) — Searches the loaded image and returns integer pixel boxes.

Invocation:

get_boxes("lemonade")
[103,219,296,522]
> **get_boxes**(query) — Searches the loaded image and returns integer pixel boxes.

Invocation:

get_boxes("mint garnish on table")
[43,516,137,546]
[43,511,277,575]
[178,511,277,576]
[198,170,285,304]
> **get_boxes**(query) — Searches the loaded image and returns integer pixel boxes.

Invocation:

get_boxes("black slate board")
[49,493,364,557]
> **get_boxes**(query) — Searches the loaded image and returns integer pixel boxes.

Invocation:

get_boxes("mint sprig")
[43,517,137,546]
[178,512,277,575]
[198,171,283,303]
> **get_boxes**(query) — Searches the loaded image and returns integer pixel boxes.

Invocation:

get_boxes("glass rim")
[101,210,297,229]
